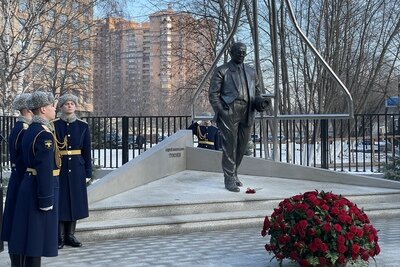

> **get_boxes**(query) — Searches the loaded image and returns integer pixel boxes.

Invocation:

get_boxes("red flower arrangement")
[261,190,380,267]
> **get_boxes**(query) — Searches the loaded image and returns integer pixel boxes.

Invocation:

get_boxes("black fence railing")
[0,113,399,171]
[85,116,192,168]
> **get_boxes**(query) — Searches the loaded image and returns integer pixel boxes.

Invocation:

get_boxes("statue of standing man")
[209,42,269,192]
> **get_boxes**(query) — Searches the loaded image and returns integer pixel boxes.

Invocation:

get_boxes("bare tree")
[0,0,60,114]
[278,0,400,116]
[0,0,115,115]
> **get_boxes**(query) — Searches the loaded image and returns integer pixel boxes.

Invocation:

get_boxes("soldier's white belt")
[59,149,81,156]
[26,168,60,176]
[198,140,214,145]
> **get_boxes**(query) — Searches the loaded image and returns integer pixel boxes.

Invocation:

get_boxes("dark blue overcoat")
[188,122,220,150]
[53,118,92,221]
[8,122,59,257]
[1,121,28,242]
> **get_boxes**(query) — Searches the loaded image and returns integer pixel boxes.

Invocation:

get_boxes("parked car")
[103,133,122,148]
[251,134,261,142]
[355,140,391,152]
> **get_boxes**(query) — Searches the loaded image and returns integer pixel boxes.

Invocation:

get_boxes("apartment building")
[92,7,213,116]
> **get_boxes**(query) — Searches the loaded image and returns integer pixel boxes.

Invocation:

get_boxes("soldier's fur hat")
[58,93,78,108]
[27,91,55,110]
[13,93,32,111]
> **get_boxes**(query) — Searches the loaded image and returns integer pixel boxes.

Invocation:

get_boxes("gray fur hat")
[13,93,32,111]
[27,91,55,110]
[58,93,78,108]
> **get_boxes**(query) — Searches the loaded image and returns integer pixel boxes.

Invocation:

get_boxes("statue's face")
[230,44,247,64]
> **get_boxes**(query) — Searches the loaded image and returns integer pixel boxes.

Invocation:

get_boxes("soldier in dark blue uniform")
[8,91,59,267]
[188,112,220,150]
[1,93,32,266]
[52,93,92,249]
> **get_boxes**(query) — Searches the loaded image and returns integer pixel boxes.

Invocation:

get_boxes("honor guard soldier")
[188,112,220,150]
[52,93,92,249]
[8,91,59,267]
[1,93,32,266]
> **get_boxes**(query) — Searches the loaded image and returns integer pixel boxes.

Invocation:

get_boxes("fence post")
[321,119,329,169]
[122,117,129,165]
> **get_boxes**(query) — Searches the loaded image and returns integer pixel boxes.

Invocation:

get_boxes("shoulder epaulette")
[41,125,52,133]
[77,118,88,124]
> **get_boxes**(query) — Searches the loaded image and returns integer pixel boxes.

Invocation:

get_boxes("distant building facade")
[92,7,213,116]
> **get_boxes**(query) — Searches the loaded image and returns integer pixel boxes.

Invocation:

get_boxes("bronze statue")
[209,42,268,192]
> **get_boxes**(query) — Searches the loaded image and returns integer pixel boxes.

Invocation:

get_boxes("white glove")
[40,205,53,211]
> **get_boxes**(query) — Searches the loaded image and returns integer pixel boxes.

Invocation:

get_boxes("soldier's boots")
[9,253,21,267]
[21,256,41,267]
[65,221,82,247]
[225,176,240,192]
[58,222,65,249]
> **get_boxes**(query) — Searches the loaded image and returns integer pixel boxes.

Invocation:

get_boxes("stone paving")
[0,217,398,267]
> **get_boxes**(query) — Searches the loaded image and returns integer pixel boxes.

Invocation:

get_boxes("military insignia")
[44,140,53,149]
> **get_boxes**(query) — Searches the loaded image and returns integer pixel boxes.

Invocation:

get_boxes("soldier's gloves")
[40,206,53,211]
[86,177,93,186]
[255,96,270,112]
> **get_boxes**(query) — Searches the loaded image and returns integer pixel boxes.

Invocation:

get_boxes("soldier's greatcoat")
[1,120,28,241]
[188,122,220,150]
[8,122,59,257]
[53,118,92,221]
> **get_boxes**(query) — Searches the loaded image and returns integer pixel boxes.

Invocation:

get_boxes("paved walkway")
[1,217,399,267]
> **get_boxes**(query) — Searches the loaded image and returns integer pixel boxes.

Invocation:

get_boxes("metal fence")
[0,113,399,171]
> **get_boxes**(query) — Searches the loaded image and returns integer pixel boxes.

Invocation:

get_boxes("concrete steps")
[77,192,400,241]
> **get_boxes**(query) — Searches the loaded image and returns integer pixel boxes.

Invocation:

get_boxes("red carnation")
[265,244,276,251]
[318,257,327,265]
[278,234,290,244]
[325,214,332,222]
[306,195,320,206]
[292,194,303,201]
[290,251,299,261]
[361,251,370,261]
[375,243,381,255]
[337,235,345,244]
[345,232,354,240]
[319,242,328,253]
[334,223,343,233]
[337,254,346,264]
[331,206,340,215]
[338,214,351,224]
[263,216,270,230]
[356,228,364,238]
[322,222,331,232]
[321,204,329,211]
[299,259,310,267]
[337,244,347,254]
[309,242,318,253]
[307,228,316,236]
[351,244,360,254]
